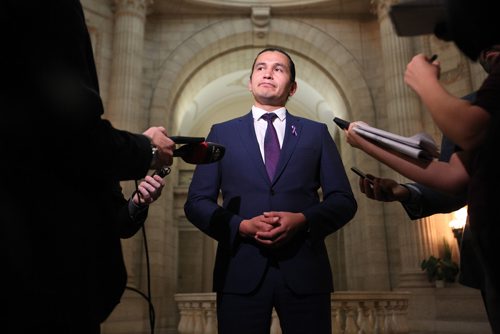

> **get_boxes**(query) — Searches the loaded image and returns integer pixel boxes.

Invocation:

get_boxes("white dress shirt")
[252,106,286,163]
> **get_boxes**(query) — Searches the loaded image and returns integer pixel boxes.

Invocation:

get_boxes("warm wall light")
[448,206,467,247]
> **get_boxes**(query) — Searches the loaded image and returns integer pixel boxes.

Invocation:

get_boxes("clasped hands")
[239,211,307,247]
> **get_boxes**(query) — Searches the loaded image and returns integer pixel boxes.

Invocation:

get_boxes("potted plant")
[421,239,459,287]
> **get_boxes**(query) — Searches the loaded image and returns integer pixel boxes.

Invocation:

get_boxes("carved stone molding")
[251,6,271,40]
[370,0,399,19]
[190,0,325,5]
[112,0,154,16]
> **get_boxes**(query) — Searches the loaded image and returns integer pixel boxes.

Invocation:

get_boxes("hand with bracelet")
[143,126,175,169]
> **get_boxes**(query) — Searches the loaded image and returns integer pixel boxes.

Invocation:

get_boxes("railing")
[175,291,410,334]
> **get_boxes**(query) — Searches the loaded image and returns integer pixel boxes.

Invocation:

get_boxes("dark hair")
[250,47,296,83]
[444,0,500,60]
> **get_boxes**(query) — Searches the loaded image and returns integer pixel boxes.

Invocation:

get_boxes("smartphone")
[351,167,374,184]
[351,166,367,178]
[333,117,350,130]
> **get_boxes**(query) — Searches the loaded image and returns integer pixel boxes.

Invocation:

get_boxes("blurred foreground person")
[0,1,174,333]
[344,44,500,333]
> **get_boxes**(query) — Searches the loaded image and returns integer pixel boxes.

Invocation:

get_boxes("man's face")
[248,51,297,109]
[479,45,500,73]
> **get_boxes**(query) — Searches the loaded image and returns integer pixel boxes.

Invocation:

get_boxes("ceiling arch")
[177,52,348,138]
[148,18,375,141]
[151,0,372,17]
[185,0,330,7]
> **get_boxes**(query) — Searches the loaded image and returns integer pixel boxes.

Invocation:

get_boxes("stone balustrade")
[175,291,410,334]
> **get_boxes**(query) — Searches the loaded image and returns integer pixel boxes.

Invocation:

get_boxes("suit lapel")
[237,112,270,182]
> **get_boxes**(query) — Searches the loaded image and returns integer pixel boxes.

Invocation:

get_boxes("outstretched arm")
[344,122,470,195]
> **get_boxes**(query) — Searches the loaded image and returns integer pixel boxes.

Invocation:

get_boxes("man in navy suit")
[184,47,357,334]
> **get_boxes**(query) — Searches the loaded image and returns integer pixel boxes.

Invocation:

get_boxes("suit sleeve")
[184,126,243,246]
[401,136,466,220]
[402,183,467,220]
[302,124,357,240]
[109,182,149,239]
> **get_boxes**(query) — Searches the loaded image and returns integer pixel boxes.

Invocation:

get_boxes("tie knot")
[261,113,278,122]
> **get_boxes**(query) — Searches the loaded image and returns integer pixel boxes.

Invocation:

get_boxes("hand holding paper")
[353,123,439,161]
[334,117,439,161]
[337,118,468,197]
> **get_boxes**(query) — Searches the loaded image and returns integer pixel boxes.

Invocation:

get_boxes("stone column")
[373,0,437,287]
[109,0,153,288]
[375,0,422,135]
[202,236,216,292]
[108,0,152,132]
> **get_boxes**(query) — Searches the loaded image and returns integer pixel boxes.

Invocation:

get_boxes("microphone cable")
[125,167,170,334]
[125,220,155,333]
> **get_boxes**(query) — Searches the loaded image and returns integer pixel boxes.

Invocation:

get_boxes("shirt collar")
[252,106,286,121]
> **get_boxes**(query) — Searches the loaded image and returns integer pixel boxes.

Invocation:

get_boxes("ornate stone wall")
[73,0,492,333]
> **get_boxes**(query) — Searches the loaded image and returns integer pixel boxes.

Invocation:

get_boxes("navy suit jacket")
[184,111,357,295]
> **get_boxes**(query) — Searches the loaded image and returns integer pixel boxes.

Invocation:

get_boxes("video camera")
[389,0,500,61]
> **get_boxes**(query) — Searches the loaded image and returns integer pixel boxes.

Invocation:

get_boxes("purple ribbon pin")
[291,125,297,136]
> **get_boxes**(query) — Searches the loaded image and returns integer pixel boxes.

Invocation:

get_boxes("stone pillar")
[373,0,437,287]
[109,0,153,288]
[108,0,152,132]
[202,236,216,292]
[375,0,422,136]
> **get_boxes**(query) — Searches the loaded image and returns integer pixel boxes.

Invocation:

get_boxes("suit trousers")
[216,262,331,334]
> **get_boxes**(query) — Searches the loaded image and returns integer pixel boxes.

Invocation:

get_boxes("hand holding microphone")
[148,135,225,178]
[143,126,175,169]
[133,174,166,206]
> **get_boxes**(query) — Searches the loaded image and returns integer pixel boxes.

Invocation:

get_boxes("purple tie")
[262,113,280,180]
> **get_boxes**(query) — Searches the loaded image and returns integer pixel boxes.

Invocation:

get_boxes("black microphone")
[151,137,225,177]
[173,141,225,164]
[170,136,205,144]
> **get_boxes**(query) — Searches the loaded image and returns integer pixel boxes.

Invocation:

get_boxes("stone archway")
[145,16,388,295]
[148,18,375,137]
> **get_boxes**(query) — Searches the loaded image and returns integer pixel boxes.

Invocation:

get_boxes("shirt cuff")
[400,183,422,204]
[400,183,425,217]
